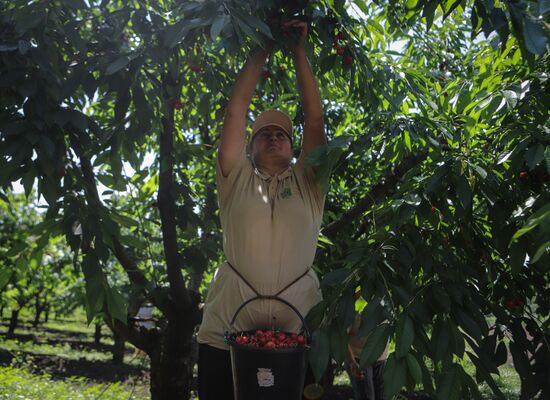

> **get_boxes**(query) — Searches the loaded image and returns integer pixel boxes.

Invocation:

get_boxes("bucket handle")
[229,295,310,339]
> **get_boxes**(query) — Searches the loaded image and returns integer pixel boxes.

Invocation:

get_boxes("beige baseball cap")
[251,109,293,142]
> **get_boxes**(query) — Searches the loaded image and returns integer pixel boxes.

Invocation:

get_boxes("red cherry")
[519,170,528,179]
[336,47,345,56]
[336,31,346,40]
[262,69,271,79]
[542,174,550,182]
[167,99,184,110]
[265,341,276,349]
[431,206,437,213]
[343,55,353,65]
[190,65,201,72]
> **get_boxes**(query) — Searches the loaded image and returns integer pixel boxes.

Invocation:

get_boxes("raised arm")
[284,20,326,161]
[219,50,269,177]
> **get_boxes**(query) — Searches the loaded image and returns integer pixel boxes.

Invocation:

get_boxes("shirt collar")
[254,165,293,181]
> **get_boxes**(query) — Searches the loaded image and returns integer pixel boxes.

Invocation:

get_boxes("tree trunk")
[33,295,44,328]
[44,304,50,323]
[94,323,102,345]
[149,319,195,400]
[113,330,125,364]
[7,309,19,338]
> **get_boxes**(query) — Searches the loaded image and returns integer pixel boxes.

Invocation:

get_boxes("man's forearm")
[226,50,269,112]
[292,48,323,122]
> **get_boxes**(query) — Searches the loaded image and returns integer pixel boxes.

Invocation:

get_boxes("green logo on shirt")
[281,188,292,199]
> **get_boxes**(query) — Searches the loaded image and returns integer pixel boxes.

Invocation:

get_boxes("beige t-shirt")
[197,150,325,350]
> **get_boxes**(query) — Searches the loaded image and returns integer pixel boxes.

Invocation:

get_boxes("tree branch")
[76,144,150,290]
[323,151,429,239]
[158,92,190,309]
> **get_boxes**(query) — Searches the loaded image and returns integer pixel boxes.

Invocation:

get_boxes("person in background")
[196,19,328,400]
[345,313,389,400]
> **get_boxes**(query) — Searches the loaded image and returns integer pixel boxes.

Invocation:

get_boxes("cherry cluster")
[167,98,185,110]
[333,31,353,65]
[229,329,307,349]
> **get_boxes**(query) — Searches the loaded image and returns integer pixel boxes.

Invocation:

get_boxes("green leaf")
[243,15,273,39]
[404,131,412,151]
[523,19,548,54]
[511,203,550,241]
[322,268,351,286]
[232,15,263,47]
[319,54,338,75]
[396,315,414,358]
[545,146,550,174]
[524,144,545,170]
[5,241,27,257]
[105,286,127,324]
[496,150,513,164]
[432,318,449,362]
[406,353,422,384]
[0,265,12,290]
[359,322,390,368]
[358,298,383,337]
[309,327,330,383]
[436,363,462,400]
[502,90,518,109]
[210,15,228,40]
[456,175,472,209]
[39,135,55,157]
[467,351,505,398]
[110,213,140,228]
[443,0,464,20]
[455,309,482,341]
[329,324,348,364]
[16,6,45,32]
[532,240,550,263]
[22,170,35,199]
[106,56,130,75]
[81,254,105,323]
[119,235,148,250]
[494,340,508,366]
[383,353,407,399]
[163,19,193,48]
[470,163,487,179]
[422,0,439,31]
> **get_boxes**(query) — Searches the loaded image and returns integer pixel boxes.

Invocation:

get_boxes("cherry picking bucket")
[225,295,310,400]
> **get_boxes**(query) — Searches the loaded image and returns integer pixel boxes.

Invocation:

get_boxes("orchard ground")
[0,310,522,399]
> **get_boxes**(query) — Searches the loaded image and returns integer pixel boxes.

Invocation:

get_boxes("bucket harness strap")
[226,261,310,299]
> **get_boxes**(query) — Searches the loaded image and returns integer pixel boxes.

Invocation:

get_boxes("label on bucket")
[256,368,275,387]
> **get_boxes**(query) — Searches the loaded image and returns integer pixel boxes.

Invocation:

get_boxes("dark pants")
[198,343,315,400]
[198,344,235,400]
[346,359,386,400]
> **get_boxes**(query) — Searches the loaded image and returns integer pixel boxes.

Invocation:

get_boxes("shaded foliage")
[1,0,549,399]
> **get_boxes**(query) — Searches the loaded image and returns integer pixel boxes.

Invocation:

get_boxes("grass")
[0,339,114,363]
[463,359,521,400]
[0,366,149,400]
[0,316,148,368]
